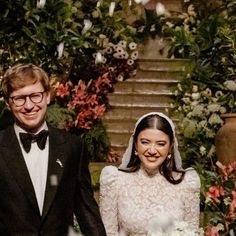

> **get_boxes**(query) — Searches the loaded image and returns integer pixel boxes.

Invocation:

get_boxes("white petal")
[82,19,92,34]
[109,2,116,17]
[95,52,103,64]
[37,0,46,8]
[156,2,166,16]
[141,0,151,5]
[57,42,64,59]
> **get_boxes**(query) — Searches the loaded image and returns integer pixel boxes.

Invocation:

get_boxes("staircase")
[102,58,192,156]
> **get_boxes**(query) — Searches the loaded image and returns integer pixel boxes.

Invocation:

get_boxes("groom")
[0,63,106,236]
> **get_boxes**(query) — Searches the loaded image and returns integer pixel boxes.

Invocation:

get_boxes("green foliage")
[81,119,110,162]
[168,0,236,170]
[0,101,13,130]
[0,0,140,162]
[46,103,72,128]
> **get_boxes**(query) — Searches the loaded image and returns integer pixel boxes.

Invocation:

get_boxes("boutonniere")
[56,158,63,168]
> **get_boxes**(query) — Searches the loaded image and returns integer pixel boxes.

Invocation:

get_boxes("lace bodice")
[99,166,201,236]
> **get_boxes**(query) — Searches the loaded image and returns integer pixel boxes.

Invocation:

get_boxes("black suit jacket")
[0,125,106,236]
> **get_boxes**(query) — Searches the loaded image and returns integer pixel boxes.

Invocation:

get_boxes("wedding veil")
[119,112,183,171]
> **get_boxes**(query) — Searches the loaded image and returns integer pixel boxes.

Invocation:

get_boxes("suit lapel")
[42,126,67,218]
[1,126,40,215]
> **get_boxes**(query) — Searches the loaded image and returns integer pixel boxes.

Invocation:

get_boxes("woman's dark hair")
[119,114,185,184]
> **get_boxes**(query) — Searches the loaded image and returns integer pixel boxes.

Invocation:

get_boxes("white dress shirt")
[14,122,49,215]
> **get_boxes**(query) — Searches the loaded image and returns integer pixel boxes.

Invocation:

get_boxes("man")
[0,63,106,236]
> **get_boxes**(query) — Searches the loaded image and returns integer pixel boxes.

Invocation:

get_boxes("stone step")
[135,70,185,80]
[137,58,192,71]
[114,78,179,93]
[104,104,170,120]
[108,91,173,105]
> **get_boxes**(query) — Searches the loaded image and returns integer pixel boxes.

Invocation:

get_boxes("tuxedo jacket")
[0,124,106,236]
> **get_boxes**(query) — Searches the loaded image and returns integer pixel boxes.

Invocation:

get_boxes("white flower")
[224,80,236,91]
[117,74,124,81]
[131,51,139,60]
[207,104,221,113]
[37,0,46,8]
[129,42,137,50]
[166,21,174,28]
[109,2,116,17]
[191,92,200,100]
[118,40,127,48]
[57,42,64,59]
[215,90,223,98]
[127,59,134,65]
[81,19,92,34]
[156,3,166,16]
[187,5,197,17]
[103,46,113,54]
[192,85,198,92]
[146,215,201,236]
[208,113,223,125]
[203,88,212,97]
[200,146,206,155]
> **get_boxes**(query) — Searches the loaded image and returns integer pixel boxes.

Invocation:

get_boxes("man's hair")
[1,63,50,98]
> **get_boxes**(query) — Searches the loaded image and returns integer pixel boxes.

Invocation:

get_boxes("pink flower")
[205,226,220,236]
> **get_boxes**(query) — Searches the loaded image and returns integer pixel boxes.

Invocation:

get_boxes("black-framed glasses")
[9,91,45,107]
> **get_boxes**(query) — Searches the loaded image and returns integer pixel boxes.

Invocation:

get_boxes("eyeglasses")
[9,91,45,107]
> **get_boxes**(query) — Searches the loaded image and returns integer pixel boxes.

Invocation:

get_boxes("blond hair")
[1,63,50,98]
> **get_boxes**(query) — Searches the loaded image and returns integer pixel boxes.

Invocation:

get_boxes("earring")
[167,153,171,159]
[134,150,138,156]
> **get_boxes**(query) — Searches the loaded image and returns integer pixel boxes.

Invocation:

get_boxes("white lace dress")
[99,166,201,236]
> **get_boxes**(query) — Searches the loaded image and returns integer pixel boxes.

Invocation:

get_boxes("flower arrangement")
[204,161,236,235]
[146,215,203,236]
[163,0,236,169]
[51,37,138,130]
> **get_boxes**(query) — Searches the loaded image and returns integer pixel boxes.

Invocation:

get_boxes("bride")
[99,112,201,235]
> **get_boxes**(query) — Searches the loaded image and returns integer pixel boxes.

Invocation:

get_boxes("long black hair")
[119,114,185,184]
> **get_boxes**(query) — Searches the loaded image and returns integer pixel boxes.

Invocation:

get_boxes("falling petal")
[37,0,46,8]
[95,52,103,64]
[97,0,101,7]
[109,2,116,17]
[156,2,166,16]
[141,0,150,5]
[57,42,64,59]
[82,19,92,34]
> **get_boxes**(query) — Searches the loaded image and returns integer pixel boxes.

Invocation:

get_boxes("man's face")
[6,82,50,133]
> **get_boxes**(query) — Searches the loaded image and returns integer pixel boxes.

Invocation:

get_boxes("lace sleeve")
[182,168,201,232]
[99,165,119,236]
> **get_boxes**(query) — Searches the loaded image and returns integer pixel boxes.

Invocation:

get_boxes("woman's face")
[135,128,171,175]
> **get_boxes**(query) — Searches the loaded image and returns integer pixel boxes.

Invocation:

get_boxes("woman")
[99,112,201,235]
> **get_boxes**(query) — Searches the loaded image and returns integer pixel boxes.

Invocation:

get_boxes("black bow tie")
[19,130,49,153]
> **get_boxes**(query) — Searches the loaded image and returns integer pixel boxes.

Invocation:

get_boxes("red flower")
[206,185,224,203]
[54,81,71,98]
